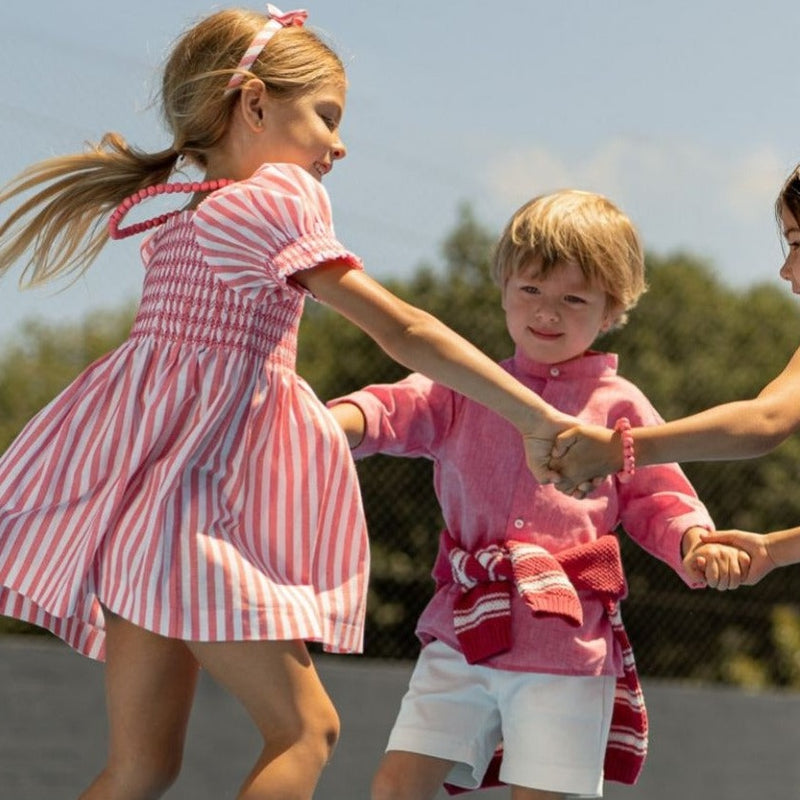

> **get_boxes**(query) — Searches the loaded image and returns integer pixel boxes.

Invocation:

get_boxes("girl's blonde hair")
[491,189,647,328]
[0,8,345,288]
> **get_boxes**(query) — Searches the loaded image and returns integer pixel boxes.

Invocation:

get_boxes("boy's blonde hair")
[491,190,647,328]
[0,8,344,288]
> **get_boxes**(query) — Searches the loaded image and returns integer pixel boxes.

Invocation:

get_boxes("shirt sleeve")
[328,373,457,460]
[192,162,362,302]
[614,400,715,587]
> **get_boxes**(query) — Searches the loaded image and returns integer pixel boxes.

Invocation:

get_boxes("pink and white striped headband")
[226,4,308,93]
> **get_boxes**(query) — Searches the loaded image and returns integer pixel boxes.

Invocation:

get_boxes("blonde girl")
[0,6,576,800]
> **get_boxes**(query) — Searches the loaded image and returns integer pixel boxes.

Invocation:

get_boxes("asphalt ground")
[2,636,800,799]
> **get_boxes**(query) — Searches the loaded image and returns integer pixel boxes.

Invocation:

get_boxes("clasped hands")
[522,422,762,591]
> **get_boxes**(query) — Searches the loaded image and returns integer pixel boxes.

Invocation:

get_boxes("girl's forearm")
[632,398,796,467]
[305,265,573,437]
[391,311,571,435]
[630,346,800,467]
[765,527,800,568]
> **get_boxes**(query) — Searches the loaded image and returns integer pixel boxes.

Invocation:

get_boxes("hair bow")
[266,4,308,29]
[226,5,309,92]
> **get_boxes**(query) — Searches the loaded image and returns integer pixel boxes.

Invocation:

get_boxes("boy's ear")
[600,303,623,332]
[238,78,268,132]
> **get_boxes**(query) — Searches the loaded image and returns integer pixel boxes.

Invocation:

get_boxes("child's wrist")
[763,533,782,569]
[680,527,705,558]
[613,417,636,483]
[525,408,573,439]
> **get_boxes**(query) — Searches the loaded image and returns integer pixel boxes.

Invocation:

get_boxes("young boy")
[328,190,747,800]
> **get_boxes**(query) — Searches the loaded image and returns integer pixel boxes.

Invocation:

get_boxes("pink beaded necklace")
[108,178,234,240]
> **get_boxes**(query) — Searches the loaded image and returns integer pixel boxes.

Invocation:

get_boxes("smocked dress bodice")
[0,163,370,659]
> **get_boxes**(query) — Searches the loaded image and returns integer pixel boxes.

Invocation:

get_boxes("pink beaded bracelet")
[614,417,636,483]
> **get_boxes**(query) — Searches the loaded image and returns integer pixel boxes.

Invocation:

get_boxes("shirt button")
[513,518,524,529]
[549,367,560,377]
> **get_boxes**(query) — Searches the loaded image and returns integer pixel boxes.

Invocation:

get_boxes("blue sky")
[1,1,798,344]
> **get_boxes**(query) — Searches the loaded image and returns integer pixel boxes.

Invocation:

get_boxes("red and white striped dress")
[0,163,369,660]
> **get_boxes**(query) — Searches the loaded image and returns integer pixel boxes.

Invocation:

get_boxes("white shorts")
[386,640,616,797]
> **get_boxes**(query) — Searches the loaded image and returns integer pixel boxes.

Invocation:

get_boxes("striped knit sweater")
[443,533,647,791]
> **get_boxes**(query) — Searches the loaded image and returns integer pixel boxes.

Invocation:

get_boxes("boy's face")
[501,257,614,365]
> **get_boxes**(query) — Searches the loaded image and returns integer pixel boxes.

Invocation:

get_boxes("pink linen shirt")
[330,348,714,677]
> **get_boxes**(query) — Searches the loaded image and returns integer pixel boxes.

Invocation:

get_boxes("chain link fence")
[354,438,800,686]
[325,272,800,690]
[2,246,800,690]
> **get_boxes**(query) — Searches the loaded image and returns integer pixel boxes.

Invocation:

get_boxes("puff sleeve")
[192,162,362,301]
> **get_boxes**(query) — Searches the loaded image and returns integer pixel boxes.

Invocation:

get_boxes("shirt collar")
[509,348,618,380]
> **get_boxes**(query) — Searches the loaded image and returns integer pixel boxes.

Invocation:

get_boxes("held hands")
[681,528,751,590]
[546,425,772,590]
[547,423,621,497]
[521,413,587,486]
[697,530,779,586]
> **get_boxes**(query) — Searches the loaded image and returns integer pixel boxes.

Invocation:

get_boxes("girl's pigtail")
[0,134,180,288]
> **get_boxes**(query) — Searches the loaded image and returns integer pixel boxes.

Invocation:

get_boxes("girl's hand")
[548,424,621,496]
[521,413,583,485]
[698,530,777,586]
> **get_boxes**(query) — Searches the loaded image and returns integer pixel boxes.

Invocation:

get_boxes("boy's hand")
[698,530,777,586]
[686,543,751,590]
[681,527,750,589]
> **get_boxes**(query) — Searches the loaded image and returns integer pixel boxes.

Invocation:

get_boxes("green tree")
[3,209,800,685]
[0,309,136,454]
[300,215,800,679]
